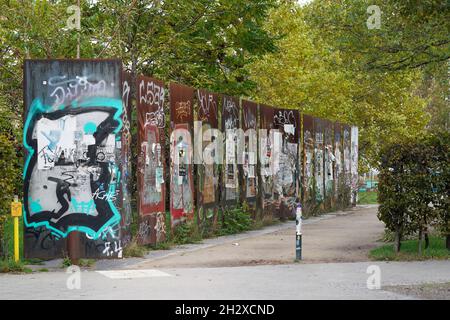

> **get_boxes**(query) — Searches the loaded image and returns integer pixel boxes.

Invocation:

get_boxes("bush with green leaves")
[378,131,449,253]
[0,100,22,258]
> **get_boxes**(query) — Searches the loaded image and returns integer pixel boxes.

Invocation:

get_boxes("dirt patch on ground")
[134,206,384,269]
[383,282,450,300]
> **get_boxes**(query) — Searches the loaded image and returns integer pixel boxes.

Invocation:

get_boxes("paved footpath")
[124,205,385,269]
[0,261,449,299]
[1,205,448,299]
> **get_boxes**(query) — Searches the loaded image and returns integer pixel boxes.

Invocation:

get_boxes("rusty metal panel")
[350,126,359,205]
[314,117,325,205]
[333,122,343,208]
[323,119,334,211]
[119,71,133,247]
[195,89,220,227]
[136,75,167,245]
[259,104,275,218]
[342,124,352,208]
[272,108,300,219]
[222,95,240,208]
[169,82,195,228]
[241,100,258,211]
[23,59,124,259]
[302,114,315,214]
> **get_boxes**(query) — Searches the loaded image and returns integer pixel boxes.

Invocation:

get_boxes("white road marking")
[96,269,172,279]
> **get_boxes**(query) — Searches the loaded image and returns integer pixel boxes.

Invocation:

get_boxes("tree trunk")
[394,229,401,253]
[446,235,450,250]
[418,229,423,255]
[424,232,429,249]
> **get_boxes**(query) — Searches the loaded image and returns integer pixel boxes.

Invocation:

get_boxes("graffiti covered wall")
[273,108,299,219]
[23,59,125,259]
[241,100,258,216]
[323,119,334,211]
[195,89,220,227]
[119,71,133,247]
[169,83,195,227]
[136,75,167,245]
[259,104,275,217]
[342,124,352,208]
[350,126,359,205]
[222,95,240,208]
[302,114,315,214]
[314,117,325,205]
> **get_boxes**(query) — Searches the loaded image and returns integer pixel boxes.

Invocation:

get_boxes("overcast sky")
[297,0,313,6]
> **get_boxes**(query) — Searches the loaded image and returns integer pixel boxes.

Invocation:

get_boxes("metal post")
[11,195,22,262]
[14,217,19,262]
[295,200,302,261]
[67,232,80,265]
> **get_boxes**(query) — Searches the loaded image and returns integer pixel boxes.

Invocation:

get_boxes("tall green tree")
[248,1,431,170]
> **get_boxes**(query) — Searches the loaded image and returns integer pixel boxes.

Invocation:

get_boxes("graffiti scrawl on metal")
[195,89,219,226]
[323,119,334,210]
[314,117,325,204]
[259,104,275,217]
[137,75,167,244]
[273,108,299,218]
[342,124,352,208]
[119,71,133,247]
[222,95,240,207]
[23,59,124,259]
[241,100,258,209]
[350,126,359,205]
[302,114,315,212]
[169,82,195,227]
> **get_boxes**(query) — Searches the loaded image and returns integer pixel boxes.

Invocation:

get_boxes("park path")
[128,205,384,269]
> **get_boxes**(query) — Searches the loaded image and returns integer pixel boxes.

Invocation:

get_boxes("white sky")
[297,0,313,6]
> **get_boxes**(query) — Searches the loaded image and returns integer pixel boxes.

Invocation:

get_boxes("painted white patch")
[96,269,172,279]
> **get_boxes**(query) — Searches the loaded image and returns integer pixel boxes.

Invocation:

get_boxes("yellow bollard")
[11,195,22,262]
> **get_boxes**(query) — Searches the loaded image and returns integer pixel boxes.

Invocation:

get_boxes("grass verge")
[357,190,378,205]
[0,259,32,273]
[369,236,450,261]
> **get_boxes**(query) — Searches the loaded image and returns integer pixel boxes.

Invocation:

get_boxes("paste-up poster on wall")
[334,122,343,198]
[196,88,219,225]
[259,104,275,216]
[23,59,124,260]
[169,82,195,227]
[241,100,258,204]
[273,108,299,219]
[343,124,352,207]
[314,117,325,203]
[222,95,240,206]
[119,71,133,247]
[324,119,334,210]
[136,75,167,245]
[351,126,359,204]
[302,114,315,209]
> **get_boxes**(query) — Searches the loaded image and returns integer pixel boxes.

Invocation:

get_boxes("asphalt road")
[1,260,449,299]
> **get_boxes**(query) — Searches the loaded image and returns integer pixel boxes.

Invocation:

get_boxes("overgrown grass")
[79,259,96,268]
[369,236,450,261]
[171,221,203,245]
[123,240,149,258]
[2,216,24,260]
[217,207,253,236]
[0,259,32,273]
[357,190,378,205]
[60,256,72,268]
